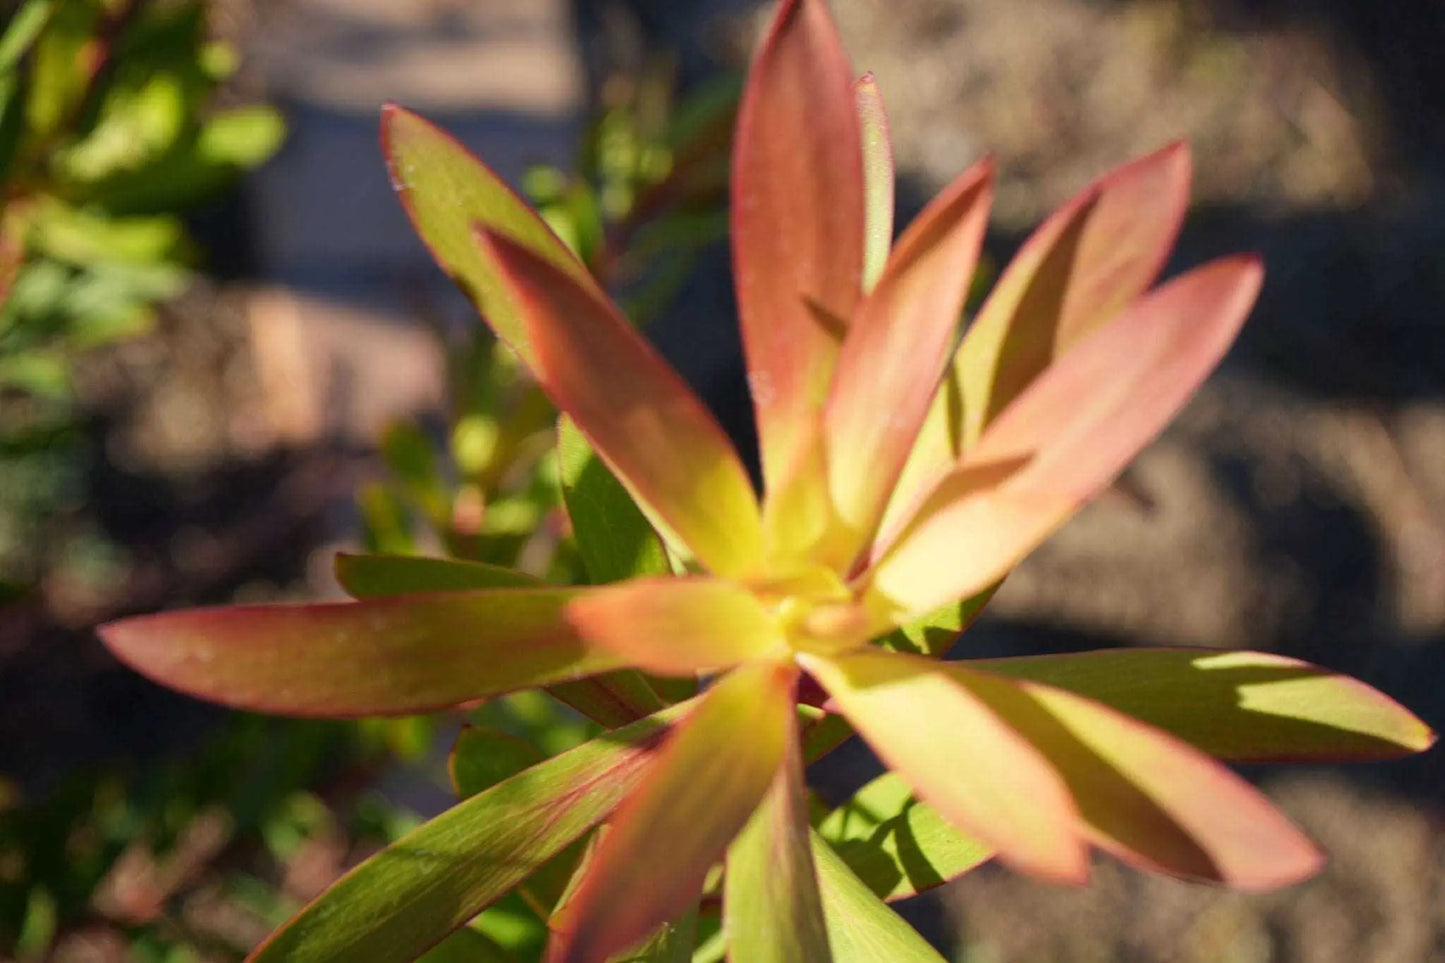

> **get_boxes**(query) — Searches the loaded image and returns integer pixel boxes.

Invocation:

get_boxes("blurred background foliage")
[0,0,282,596]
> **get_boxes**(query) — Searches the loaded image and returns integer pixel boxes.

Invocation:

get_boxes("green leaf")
[557,415,669,585]
[879,583,998,658]
[336,552,539,597]
[378,422,449,521]
[449,727,545,799]
[811,831,946,962]
[416,926,516,963]
[817,772,992,901]
[0,0,53,75]
[854,73,893,293]
[251,701,689,963]
[971,648,1435,762]
[725,710,831,962]
[610,909,698,963]
[196,105,286,167]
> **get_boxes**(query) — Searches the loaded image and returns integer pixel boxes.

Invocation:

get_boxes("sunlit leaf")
[99,589,625,717]
[802,651,1086,882]
[887,143,1193,519]
[824,158,993,559]
[475,229,763,579]
[947,664,1323,890]
[954,142,1192,445]
[725,706,831,962]
[818,772,992,901]
[973,648,1435,762]
[251,702,689,962]
[564,577,787,676]
[382,104,594,368]
[811,831,946,962]
[854,72,893,293]
[549,662,796,962]
[336,552,665,727]
[866,256,1263,623]
[733,0,865,489]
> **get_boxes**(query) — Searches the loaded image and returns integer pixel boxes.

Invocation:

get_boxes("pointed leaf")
[336,551,664,728]
[802,651,1086,882]
[335,552,540,596]
[878,584,1000,658]
[954,142,1193,445]
[887,143,1192,515]
[725,707,831,963]
[250,703,689,962]
[557,416,671,584]
[609,909,698,963]
[733,0,865,489]
[946,664,1324,890]
[811,831,947,963]
[564,577,787,677]
[818,772,992,901]
[99,589,622,718]
[549,662,797,963]
[476,229,763,578]
[866,256,1263,622]
[824,159,993,557]
[382,105,592,368]
[972,648,1435,762]
[855,73,894,293]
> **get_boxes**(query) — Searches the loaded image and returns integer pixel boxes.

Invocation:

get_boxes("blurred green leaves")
[0,0,284,592]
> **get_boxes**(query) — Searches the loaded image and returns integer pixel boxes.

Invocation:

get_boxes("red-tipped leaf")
[475,229,764,579]
[866,255,1263,622]
[733,0,866,491]
[99,590,620,718]
[381,104,594,369]
[548,662,797,963]
[802,651,1087,883]
[824,159,994,560]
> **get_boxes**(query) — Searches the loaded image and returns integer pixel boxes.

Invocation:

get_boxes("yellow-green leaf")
[818,772,992,901]
[335,552,538,597]
[564,577,788,676]
[972,648,1435,762]
[725,707,831,962]
[811,831,946,962]
[557,415,671,584]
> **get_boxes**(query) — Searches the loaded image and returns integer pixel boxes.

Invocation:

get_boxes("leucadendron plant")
[101,1,1434,960]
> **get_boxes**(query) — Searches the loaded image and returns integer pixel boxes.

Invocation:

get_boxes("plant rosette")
[101,1,1434,960]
